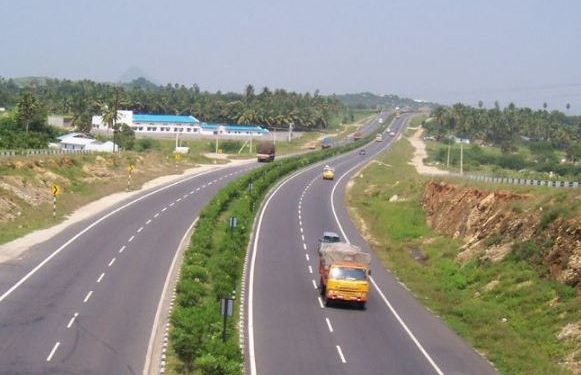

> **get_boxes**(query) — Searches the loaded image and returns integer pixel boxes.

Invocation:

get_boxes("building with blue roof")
[91,110,268,137]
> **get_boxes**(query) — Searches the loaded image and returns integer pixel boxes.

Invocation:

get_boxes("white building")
[56,133,117,152]
[91,110,269,137]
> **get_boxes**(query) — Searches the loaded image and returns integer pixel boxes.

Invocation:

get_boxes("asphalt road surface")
[247,114,499,375]
[0,162,256,374]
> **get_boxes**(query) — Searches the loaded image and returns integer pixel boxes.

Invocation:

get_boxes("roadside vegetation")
[0,151,202,245]
[423,103,580,181]
[346,138,580,375]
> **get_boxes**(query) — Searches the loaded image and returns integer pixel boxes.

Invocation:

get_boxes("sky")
[1,0,581,113]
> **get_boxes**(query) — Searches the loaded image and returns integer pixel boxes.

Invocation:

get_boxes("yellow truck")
[318,241,371,309]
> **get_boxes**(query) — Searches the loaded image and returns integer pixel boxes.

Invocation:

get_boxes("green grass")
[424,142,579,181]
[346,139,580,375]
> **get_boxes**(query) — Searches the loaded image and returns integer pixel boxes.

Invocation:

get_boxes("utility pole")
[460,142,464,175]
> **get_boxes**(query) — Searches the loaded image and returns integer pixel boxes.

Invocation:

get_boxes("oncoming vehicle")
[322,165,335,180]
[321,137,333,149]
[375,134,383,142]
[256,141,275,162]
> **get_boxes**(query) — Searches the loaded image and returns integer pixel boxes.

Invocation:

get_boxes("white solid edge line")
[46,341,60,362]
[330,143,446,375]
[0,166,221,304]
[142,217,199,375]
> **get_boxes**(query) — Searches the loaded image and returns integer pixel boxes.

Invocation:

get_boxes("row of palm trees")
[428,103,580,152]
[0,78,344,133]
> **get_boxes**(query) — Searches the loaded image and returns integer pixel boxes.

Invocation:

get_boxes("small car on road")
[323,165,335,180]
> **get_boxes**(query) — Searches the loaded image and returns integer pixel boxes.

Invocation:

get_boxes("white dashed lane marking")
[305,254,310,261]
[67,312,79,328]
[162,207,167,212]
[108,258,116,267]
[336,345,347,363]
[119,245,126,253]
[303,243,307,251]
[154,213,160,218]
[312,280,317,289]
[128,235,135,242]
[83,291,93,303]
[97,273,105,283]
[46,342,60,362]
[318,297,324,309]
[169,202,175,207]
[308,265,313,274]
[146,219,152,225]
[326,317,334,333]
[137,227,143,233]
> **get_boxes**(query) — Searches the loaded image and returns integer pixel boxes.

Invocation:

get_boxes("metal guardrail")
[425,173,579,189]
[0,149,92,158]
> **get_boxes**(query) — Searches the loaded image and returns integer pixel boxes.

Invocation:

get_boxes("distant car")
[378,118,384,124]
[318,231,341,246]
[323,165,335,180]
[375,134,383,142]
[359,149,366,155]
[389,131,396,137]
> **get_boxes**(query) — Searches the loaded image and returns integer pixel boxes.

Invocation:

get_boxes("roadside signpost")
[51,184,60,218]
[127,164,134,191]
[220,295,235,342]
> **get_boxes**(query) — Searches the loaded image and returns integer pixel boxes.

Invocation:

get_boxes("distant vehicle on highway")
[318,232,341,248]
[389,131,396,137]
[321,137,333,149]
[256,141,275,162]
[322,165,335,180]
[358,149,366,155]
[375,134,383,142]
[378,118,384,124]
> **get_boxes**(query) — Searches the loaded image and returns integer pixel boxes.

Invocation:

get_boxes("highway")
[247,114,499,375]
[0,162,255,374]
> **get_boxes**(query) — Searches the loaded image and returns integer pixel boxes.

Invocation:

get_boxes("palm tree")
[17,92,39,134]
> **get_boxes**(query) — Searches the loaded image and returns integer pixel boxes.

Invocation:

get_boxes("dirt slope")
[421,181,581,292]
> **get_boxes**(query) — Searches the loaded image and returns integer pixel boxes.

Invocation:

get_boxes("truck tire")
[357,301,366,310]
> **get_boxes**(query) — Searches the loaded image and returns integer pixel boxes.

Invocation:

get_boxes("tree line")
[426,102,580,159]
[0,77,345,136]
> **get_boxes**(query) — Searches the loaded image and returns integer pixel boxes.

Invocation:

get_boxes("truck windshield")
[330,267,367,281]
[323,235,340,243]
